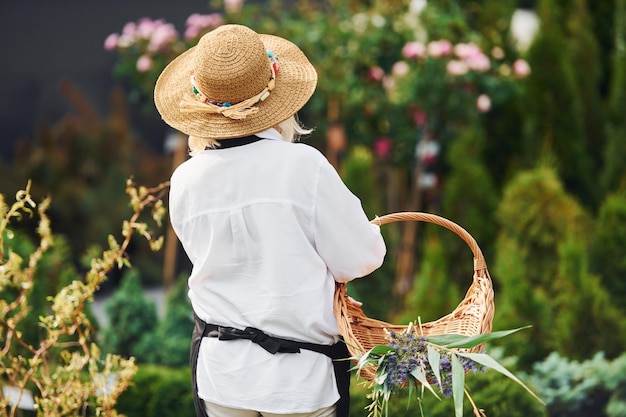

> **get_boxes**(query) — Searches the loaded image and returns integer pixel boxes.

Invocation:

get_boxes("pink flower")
[427,39,453,57]
[453,43,481,59]
[477,94,491,113]
[465,53,491,72]
[104,33,119,51]
[373,137,393,160]
[392,61,410,77]
[513,59,531,77]
[368,66,385,82]
[136,54,153,72]
[184,13,224,40]
[224,0,244,13]
[382,75,395,91]
[148,23,179,52]
[413,108,427,126]
[446,60,469,76]
[185,25,201,40]
[136,18,160,39]
[122,22,137,38]
[117,35,134,48]
[402,41,426,59]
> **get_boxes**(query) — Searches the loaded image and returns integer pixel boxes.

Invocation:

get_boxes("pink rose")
[374,137,393,160]
[185,13,224,40]
[185,25,201,40]
[205,13,224,28]
[136,54,153,72]
[477,94,491,113]
[148,23,179,52]
[382,75,395,91]
[427,39,453,57]
[392,61,410,77]
[465,53,491,72]
[453,43,481,59]
[413,108,427,126]
[402,41,426,59]
[122,22,137,38]
[368,66,385,82]
[104,33,119,51]
[117,35,134,48]
[381,75,396,91]
[136,18,158,39]
[513,59,531,77]
[446,60,469,76]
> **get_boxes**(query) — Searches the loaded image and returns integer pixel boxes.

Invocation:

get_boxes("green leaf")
[370,345,395,356]
[457,352,545,404]
[427,345,442,388]
[451,354,465,417]
[425,334,475,346]
[375,371,388,385]
[426,326,531,349]
[410,366,441,399]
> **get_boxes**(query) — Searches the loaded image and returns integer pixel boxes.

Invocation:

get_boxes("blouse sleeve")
[313,160,387,283]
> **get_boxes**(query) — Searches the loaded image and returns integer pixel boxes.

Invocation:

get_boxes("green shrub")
[101,269,158,358]
[526,351,626,417]
[116,364,195,417]
[1,180,166,416]
[493,165,626,365]
[133,275,193,366]
[590,193,626,308]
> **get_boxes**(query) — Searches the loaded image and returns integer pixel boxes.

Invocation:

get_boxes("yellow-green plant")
[0,179,168,417]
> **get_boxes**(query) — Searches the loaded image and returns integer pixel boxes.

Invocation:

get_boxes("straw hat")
[154,24,318,139]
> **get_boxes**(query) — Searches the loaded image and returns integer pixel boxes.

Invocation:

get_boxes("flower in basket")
[104,14,224,109]
[353,322,543,417]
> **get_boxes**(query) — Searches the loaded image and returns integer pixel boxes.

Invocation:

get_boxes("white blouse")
[169,129,386,413]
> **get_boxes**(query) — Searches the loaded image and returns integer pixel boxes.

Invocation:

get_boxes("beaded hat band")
[154,24,318,139]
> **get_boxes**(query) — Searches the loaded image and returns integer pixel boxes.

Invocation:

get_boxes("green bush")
[101,269,158,358]
[133,275,194,366]
[590,193,626,308]
[526,351,626,417]
[116,364,195,417]
[493,165,626,365]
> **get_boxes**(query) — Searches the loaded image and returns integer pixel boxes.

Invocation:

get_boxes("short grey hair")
[187,115,313,156]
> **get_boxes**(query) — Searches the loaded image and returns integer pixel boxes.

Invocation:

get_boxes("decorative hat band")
[179,50,280,120]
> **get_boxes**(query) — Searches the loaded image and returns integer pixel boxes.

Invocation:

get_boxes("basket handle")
[371,212,487,272]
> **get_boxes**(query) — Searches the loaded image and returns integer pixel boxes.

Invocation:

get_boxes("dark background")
[0,0,216,161]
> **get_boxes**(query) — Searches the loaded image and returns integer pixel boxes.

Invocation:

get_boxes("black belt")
[190,315,351,417]
[204,324,339,357]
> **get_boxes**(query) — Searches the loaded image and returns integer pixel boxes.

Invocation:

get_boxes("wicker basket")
[333,212,495,381]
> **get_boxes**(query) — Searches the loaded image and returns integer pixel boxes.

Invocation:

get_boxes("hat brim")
[154,34,317,139]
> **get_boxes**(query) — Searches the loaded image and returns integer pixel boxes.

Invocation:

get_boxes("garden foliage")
[0,0,625,414]
[0,180,168,416]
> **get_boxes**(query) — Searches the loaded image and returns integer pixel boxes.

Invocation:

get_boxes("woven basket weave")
[333,212,495,381]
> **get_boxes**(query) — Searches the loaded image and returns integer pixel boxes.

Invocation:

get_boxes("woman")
[154,24,386,417]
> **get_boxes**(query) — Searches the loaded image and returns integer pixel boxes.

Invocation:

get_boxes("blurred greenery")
[130,274,194,366]
[115,364,195,417]
[1,0,625,414]
[101,269,159,358]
